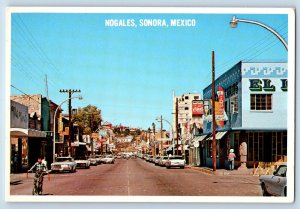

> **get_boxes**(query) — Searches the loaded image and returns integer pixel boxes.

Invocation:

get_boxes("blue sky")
[11,12,288,129]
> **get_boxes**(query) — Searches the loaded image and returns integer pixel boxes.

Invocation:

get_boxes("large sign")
[11,101,28,129]
[249,79,288,92]
[192,100,203,115]
[58,113,63,133]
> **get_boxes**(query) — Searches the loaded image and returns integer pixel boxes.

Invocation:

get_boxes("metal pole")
[160,115,163,155]
[230,16,288,50]
[212,51,217,172]
[176,98,179,155]
[53,96,82,162]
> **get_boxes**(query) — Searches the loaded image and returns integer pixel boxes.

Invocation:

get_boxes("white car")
[100,155,115,164]
[154,156,161,165]
[260,163,287,196]
[51,157,77,173]
[88,156,98,166]
[158,156,169,167]
[165,156,185,169]
[75,157,90,169]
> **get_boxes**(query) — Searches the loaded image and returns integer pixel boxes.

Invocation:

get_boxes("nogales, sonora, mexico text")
[104,19,197,27]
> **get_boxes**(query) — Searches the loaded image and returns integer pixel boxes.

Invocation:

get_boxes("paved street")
[10,158,262,196]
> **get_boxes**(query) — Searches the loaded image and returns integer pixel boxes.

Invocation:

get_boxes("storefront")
[202,61,288,169]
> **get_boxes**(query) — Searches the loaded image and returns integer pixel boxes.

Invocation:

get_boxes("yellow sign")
[92,132,98,139]
[58,113,63,133]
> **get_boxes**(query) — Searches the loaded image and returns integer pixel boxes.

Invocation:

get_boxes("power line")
[10,84,42,104]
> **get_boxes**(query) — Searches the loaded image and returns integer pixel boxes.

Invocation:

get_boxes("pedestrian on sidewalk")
[228,149,236,171]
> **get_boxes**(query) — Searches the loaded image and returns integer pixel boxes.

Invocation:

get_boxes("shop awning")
[156,138,172,142]
[207,131,228,140]
[192,135,207,142]
[166,144,174,151]
[71,142,86,147]
[10,128,47,138]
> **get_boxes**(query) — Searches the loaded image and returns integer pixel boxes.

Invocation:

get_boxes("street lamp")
[53,95,83,162]
[230,16,288,50]
[156,117,175,156]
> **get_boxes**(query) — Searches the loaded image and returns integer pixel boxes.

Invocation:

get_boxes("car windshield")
[57,157,73,162]
[105,155,113,158]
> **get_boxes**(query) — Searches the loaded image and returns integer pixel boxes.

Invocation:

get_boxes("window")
[194,96,199,100]
[185,96,189,100]
[250,94,272,110]
[230,95,238,113]
[184,107,189,110]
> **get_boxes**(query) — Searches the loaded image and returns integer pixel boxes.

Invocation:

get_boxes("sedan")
[51,157,77,173]
[158,156,169,167]
[88,156,98,166]
[260,163,287,196]
[75,156,90,169]
[154,156,161,165]
[100,154,115,164]
[165,156,185,169]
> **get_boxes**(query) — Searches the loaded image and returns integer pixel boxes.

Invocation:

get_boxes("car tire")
[166,166,170,169]
[181,166,184,169]
[284,187,287,197]
[261,183,270,196]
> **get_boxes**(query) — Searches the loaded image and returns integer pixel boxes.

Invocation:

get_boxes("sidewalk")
[186,165,255,176]
[10,172,32,184]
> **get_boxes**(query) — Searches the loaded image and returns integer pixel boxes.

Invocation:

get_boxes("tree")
[72,105,102,134]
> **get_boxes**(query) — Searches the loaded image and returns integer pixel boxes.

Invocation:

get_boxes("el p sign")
[249,79,287,92]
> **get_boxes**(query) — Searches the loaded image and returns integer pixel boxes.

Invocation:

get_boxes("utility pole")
[212,51,217,172]
[59,89,81,157]
[152,122,156,156]
[160,115,163,155]
[91,113,94,156]
[176,98,179,155]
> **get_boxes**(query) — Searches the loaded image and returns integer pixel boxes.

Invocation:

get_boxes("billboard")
[192,100,203,115]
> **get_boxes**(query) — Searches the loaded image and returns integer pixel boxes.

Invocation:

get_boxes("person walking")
[228,149,236,171]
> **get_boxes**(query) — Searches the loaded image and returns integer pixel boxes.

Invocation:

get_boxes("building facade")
[202,61,287,169]
[172,92,202,164]
[11,94,53,169]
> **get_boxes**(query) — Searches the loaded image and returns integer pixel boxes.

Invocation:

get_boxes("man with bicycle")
[28,157,48,195]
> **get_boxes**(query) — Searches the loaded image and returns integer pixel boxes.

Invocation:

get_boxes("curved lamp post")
[53,95,83,162]
[156,117,175,156]
[230,16,288,50]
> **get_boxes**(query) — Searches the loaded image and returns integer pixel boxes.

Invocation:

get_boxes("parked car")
[154,156,161,165]
[100,154,115,164]
[147,155,153,162]
[144,154,150,161]
[260,163,287,196]
[88,156,98,166]
[75,156,90,169]
[95,155,103,164]
[165,156,185,169]
[158,156,169,167]
[51,157,77,173]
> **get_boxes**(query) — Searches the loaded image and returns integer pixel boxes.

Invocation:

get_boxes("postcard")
[6,7,295,203]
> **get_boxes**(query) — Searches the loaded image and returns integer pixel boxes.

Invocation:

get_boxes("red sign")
[192,100,203,115]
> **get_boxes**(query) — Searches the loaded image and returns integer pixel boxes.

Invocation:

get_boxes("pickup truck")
[165,156,185,169]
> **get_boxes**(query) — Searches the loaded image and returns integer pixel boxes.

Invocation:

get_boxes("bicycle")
[27,170,50,195]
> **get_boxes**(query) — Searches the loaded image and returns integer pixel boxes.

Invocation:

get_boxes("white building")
[172,92,202,159]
